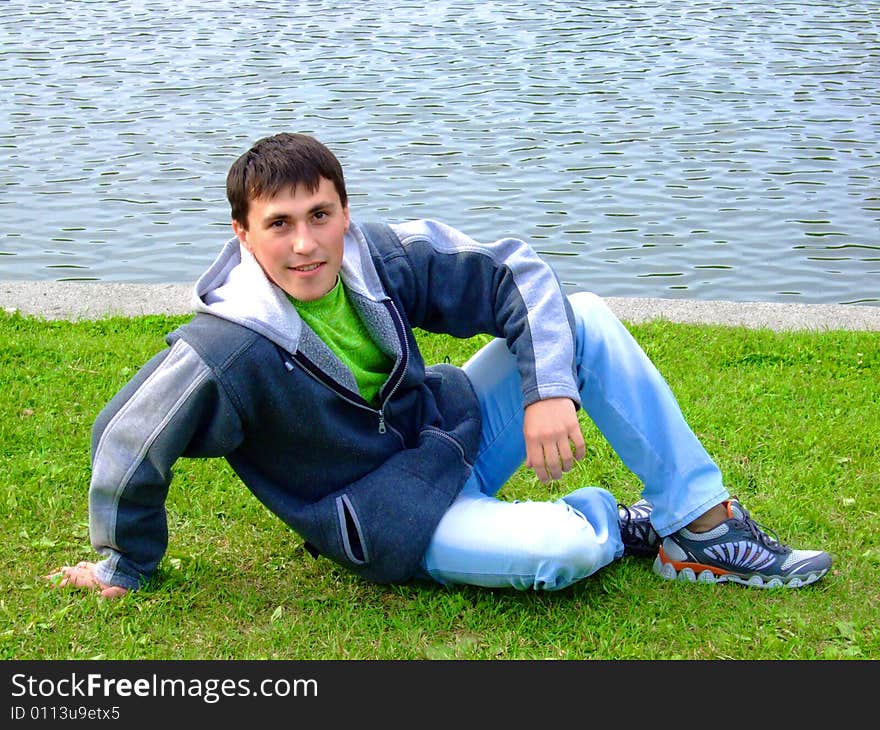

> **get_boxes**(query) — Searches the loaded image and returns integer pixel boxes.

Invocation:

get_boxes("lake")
[1,0,878,305]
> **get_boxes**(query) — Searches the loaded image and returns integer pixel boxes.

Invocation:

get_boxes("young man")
[50,133,831,599]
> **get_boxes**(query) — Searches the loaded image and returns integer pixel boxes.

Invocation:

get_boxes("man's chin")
[280,278,337,302]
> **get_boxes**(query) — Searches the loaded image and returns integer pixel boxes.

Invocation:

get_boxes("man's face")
[231,177,350,302]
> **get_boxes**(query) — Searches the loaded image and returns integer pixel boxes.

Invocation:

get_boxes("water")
[1,0,878,305]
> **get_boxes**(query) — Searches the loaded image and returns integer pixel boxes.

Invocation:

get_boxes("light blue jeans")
[419,291,729,590]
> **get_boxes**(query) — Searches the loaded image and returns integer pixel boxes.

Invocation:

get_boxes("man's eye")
[313,211,328,221]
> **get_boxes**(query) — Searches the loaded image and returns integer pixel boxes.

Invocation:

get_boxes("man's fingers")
[528,462,551,484]
[545,444,564,481]
[100,585,129,600]
[63,565,97,588]
[558,438,575,474]
[572,429,586,461]
[529,435,581,482]
[529,443,573,482]
[525,443,551,483]
[44,567,72,588]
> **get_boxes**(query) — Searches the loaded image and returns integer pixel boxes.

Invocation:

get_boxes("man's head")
[227,133,350,302]
[226,132,348,227]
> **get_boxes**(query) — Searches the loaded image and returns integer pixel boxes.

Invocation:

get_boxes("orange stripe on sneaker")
[657,545,732,577]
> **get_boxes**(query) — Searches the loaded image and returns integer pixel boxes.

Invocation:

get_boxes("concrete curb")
[1,280,879,332]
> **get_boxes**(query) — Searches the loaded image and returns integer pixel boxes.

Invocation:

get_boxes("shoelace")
[735,508,788,552]
[620,506,655,546]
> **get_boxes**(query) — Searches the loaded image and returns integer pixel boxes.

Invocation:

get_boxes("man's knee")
[525,508,617,590]
[567,291,612,323]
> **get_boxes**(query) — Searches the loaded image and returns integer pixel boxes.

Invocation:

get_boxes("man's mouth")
[291,263,323,272]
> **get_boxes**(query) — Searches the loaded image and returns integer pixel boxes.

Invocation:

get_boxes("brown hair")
[226,133,348,226]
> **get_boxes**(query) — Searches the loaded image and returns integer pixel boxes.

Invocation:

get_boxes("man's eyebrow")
[261,200,336,223]
[307,200,336,214]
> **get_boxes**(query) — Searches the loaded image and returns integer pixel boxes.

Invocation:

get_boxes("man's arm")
[48,338,243,597]
[385,220,584,482]
[387,220,579,410]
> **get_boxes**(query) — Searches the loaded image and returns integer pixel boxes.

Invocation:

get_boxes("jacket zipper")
[376,299,410,435]
[290,352,390,432]
[282,298,410,437]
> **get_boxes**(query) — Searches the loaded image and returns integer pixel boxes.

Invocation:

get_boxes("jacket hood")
[191,221,388,354]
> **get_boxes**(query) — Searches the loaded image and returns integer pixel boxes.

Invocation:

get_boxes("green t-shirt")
[289,279,393,406]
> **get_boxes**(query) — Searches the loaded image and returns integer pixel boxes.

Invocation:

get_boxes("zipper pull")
[378,410,387,434]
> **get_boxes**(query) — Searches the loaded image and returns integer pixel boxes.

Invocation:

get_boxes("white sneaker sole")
[652,556,828,589]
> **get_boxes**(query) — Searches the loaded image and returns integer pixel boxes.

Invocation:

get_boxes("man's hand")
[523,397,586,483]
[45,561,129,599]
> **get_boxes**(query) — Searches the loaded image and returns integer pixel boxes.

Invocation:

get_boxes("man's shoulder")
[357,220,402,248]
[357,219,461,250]
[170,313,266,368]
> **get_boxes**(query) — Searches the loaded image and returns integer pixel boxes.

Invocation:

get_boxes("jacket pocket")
[336,494,368,565]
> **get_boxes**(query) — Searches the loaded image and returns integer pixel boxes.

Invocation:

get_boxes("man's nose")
[292,225,316,253]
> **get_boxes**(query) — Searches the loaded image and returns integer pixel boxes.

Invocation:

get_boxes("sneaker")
[618,499,660,557]
[653,498,831,588]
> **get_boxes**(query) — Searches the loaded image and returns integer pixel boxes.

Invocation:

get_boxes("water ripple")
[0,0,877,305]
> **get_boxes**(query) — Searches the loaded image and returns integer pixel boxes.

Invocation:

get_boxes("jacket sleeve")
[88,338,244,590]
[385,219,580,408]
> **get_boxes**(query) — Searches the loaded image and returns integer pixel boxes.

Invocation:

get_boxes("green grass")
[1,311,877,660]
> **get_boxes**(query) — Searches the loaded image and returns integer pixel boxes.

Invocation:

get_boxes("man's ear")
[231,219,251,251]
